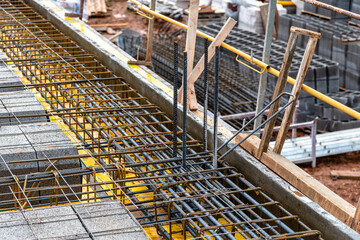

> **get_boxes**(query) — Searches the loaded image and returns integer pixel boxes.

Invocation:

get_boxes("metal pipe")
[218,92,295,160]
[301,0,360,20]
[173,42,178,158]
[182,51,188,168]
[213,47,220,169]
[203,38,209,151]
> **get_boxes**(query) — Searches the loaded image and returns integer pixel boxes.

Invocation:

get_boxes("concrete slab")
[0,122,81,203]
[0,125,37,175]
[73,202,147,239]
[0,202,147,240]
[0,90,47,125]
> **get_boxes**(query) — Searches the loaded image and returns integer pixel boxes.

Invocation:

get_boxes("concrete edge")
[26,1,359,239]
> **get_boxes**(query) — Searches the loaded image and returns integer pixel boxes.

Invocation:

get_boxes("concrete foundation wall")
[26,0,359,239]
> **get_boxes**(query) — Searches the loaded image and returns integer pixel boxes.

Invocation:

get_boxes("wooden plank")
[178,18,237,110]
[257,31,298,159]
[274,29,320,154]
[331,170,360,180]
[353,198,360,231]
[108,31,123,41]
[86,0,95,15]
[259,3,278,39]
[192,108,356,227]
[185,0,200,77]
[176,0,199,106]
[99,0,107,13]
[89,23,127,28]
[145,0,156,62]
[261,150,356,226]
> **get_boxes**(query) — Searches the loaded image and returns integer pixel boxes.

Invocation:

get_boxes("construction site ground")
[87,0,183,37]
[89,0,359,207]
[302,151,360,207]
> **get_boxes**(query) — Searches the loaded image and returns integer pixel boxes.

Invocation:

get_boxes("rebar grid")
[0,0,323,239]
[128,37,278,130]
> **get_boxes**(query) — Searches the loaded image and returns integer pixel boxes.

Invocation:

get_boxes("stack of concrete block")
[0,202,146,239]
[0,91,47,125]
[303,0,352,19]
[198,23,339,121]
[311,90,360,131]
[0,122,80,204]
[0,50,81,206]
[278,14,360,90]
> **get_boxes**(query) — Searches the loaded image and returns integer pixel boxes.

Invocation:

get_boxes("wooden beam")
[145,0,156,62]
[178,18,237,110]
[185,0,200,76]
[257,31,298,159]
[353,198,360,232]
[274,27,321,154]
[331,170,360,180]
[89,23,127,28]
[176,0,199,108]
[235,132,356,226]
[108,31,123,42]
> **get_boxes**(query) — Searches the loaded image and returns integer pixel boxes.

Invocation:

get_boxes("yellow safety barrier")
[130,0,360,120]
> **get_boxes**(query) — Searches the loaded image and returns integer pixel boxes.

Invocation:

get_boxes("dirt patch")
[87,0,184,36]
[301,151,360,206]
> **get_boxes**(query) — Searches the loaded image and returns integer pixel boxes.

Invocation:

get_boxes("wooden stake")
[257,31,299,159]
[185,0,200,77]
[331,170,360,180]
[178,18,237,110]
[145,0,156,62]
[274,27,321,154]
[353,197,360,232]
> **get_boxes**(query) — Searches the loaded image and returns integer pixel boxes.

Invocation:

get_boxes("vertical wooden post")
[273,27,321,154]
[79,0,85,20]
[352,197,360,232]
[257,31,299,159]
[176,0,199,106]
[145,0,156,62]
[178,18,237,109]
[185,0,200,77]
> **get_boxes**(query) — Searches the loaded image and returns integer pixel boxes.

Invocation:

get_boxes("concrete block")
[0,202,147,240]
[24,205,87,239]
[333,108,355,121]
[73,202,147,239]
[0,91,47,125]
[0,211,35,240]
[346,44,360,72]
[345,69,360,90]
[0,125,37,175]
[19,123,81,202]
[314,104,323,116]
[316,118,331,131]
[318,29,333,59]
[323,107,333,120]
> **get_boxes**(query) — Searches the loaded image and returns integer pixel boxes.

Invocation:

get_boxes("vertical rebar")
[173,42,178,158]
[203,38,209,152]
[182,52,188,168]
[213,47,220,169]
